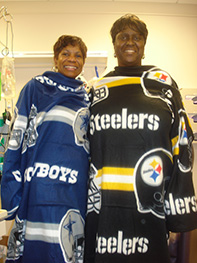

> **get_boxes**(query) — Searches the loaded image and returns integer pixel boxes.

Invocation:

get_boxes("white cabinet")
[0,209,7,238]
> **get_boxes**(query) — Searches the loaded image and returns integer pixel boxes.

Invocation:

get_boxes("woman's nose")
[126,36,134,45]
[68,54,76,62]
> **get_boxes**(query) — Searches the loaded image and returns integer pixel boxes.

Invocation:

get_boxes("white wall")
[0,1,197,88]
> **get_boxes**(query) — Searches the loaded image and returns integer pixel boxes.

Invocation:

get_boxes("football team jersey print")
[84,66,197,263]
[1,71,90,263]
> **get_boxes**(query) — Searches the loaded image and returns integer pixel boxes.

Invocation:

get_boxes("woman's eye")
[134,35,142,41]
[119,35,127,41]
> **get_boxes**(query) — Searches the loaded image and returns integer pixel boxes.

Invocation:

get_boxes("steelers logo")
[134,148,173,218]
[141,156,163,187]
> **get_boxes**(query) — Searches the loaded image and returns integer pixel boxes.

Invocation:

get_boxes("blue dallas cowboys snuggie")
[1,70,90,263]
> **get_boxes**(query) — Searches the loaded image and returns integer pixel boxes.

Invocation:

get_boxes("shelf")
[0,51,108,67]
[0,51,108,81]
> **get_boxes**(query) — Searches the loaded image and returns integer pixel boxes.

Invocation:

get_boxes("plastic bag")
[1,56,16,99]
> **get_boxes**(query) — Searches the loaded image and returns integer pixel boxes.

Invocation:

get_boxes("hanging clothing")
[84,66,197,263]
[1,71,90,263]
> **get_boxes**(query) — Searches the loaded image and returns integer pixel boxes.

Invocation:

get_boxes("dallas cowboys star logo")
[64,215,76,242]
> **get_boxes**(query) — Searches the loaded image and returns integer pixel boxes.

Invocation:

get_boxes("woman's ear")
[54,57,57,67]
[53,57,58,72]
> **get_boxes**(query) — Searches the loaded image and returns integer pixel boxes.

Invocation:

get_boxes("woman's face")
[54,44,84,79]
[114,26,145,67]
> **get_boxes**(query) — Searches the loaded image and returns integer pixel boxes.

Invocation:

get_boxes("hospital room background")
[0,1,196,262]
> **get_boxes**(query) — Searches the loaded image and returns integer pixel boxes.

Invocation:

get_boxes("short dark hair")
[53,35,87,60]
[110,14,148,44]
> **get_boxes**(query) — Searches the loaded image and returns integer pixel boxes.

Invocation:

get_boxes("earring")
[52,66,58,72]
[142,54,145,59]
[114,53,116,58]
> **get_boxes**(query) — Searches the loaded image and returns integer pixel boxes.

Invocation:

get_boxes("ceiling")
[1,0,197,16]
[1,0,197,3]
